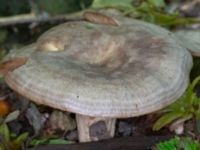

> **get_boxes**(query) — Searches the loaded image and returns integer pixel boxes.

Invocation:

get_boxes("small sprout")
[0,123,28,150]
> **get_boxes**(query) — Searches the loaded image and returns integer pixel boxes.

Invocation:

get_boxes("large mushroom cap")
[4,15,192,118]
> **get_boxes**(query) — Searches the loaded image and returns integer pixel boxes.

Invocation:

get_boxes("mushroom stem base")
[76,114,116,142]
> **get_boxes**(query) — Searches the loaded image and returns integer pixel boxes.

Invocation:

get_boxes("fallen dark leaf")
[26,103,45,135]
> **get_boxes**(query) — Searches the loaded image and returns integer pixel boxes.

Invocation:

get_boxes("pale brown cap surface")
[4,16,192,117]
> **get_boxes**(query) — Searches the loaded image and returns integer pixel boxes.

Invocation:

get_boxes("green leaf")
[137,2,151,12]
[29,139,49,147]
[150,11,177,24]
[177,137,200,150]
[12,132,28,145]
[4,110,20,123]
[30,138,74,147]
[0,30,7,44]
[10,132,28,150]
[154,137,179,150]
[153,112,184,131]
[154,75,200,131]
[128,2,197,26]
[147,0,165,8]
[91,0,133,9]
[35,0,81,15]
[0,143,5,150]
[154,137,200,150]
[150,11,197,26]
[0,123,10,142]
[47,139,73,144]
[165,83,194,112]
[191,76,200,90]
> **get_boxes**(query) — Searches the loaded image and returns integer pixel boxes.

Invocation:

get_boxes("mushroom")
[0,12,193,142]
[175,29,200,57]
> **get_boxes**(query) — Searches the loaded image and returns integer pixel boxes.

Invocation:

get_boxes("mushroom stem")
[76,114,116,142]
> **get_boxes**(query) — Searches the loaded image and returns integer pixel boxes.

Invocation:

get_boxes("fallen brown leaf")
[0,57,28,75]
[0,100,10,116]
[43,110,76,136]
[83,11,119,26]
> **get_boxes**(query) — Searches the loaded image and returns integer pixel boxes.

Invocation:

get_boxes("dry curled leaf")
[44,110,76,135]
[83,11,119,26]
[0,100,10,116]
[0,57,28,75]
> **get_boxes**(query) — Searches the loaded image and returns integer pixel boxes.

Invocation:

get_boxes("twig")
[0,12,84,27]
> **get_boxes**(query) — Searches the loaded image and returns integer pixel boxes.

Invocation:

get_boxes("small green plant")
[153,136,200,150]
[0,123,28,150]
[124,0,197,26]
[0,111,28,150]
[91,0,197,26]
[153,76,200,131]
